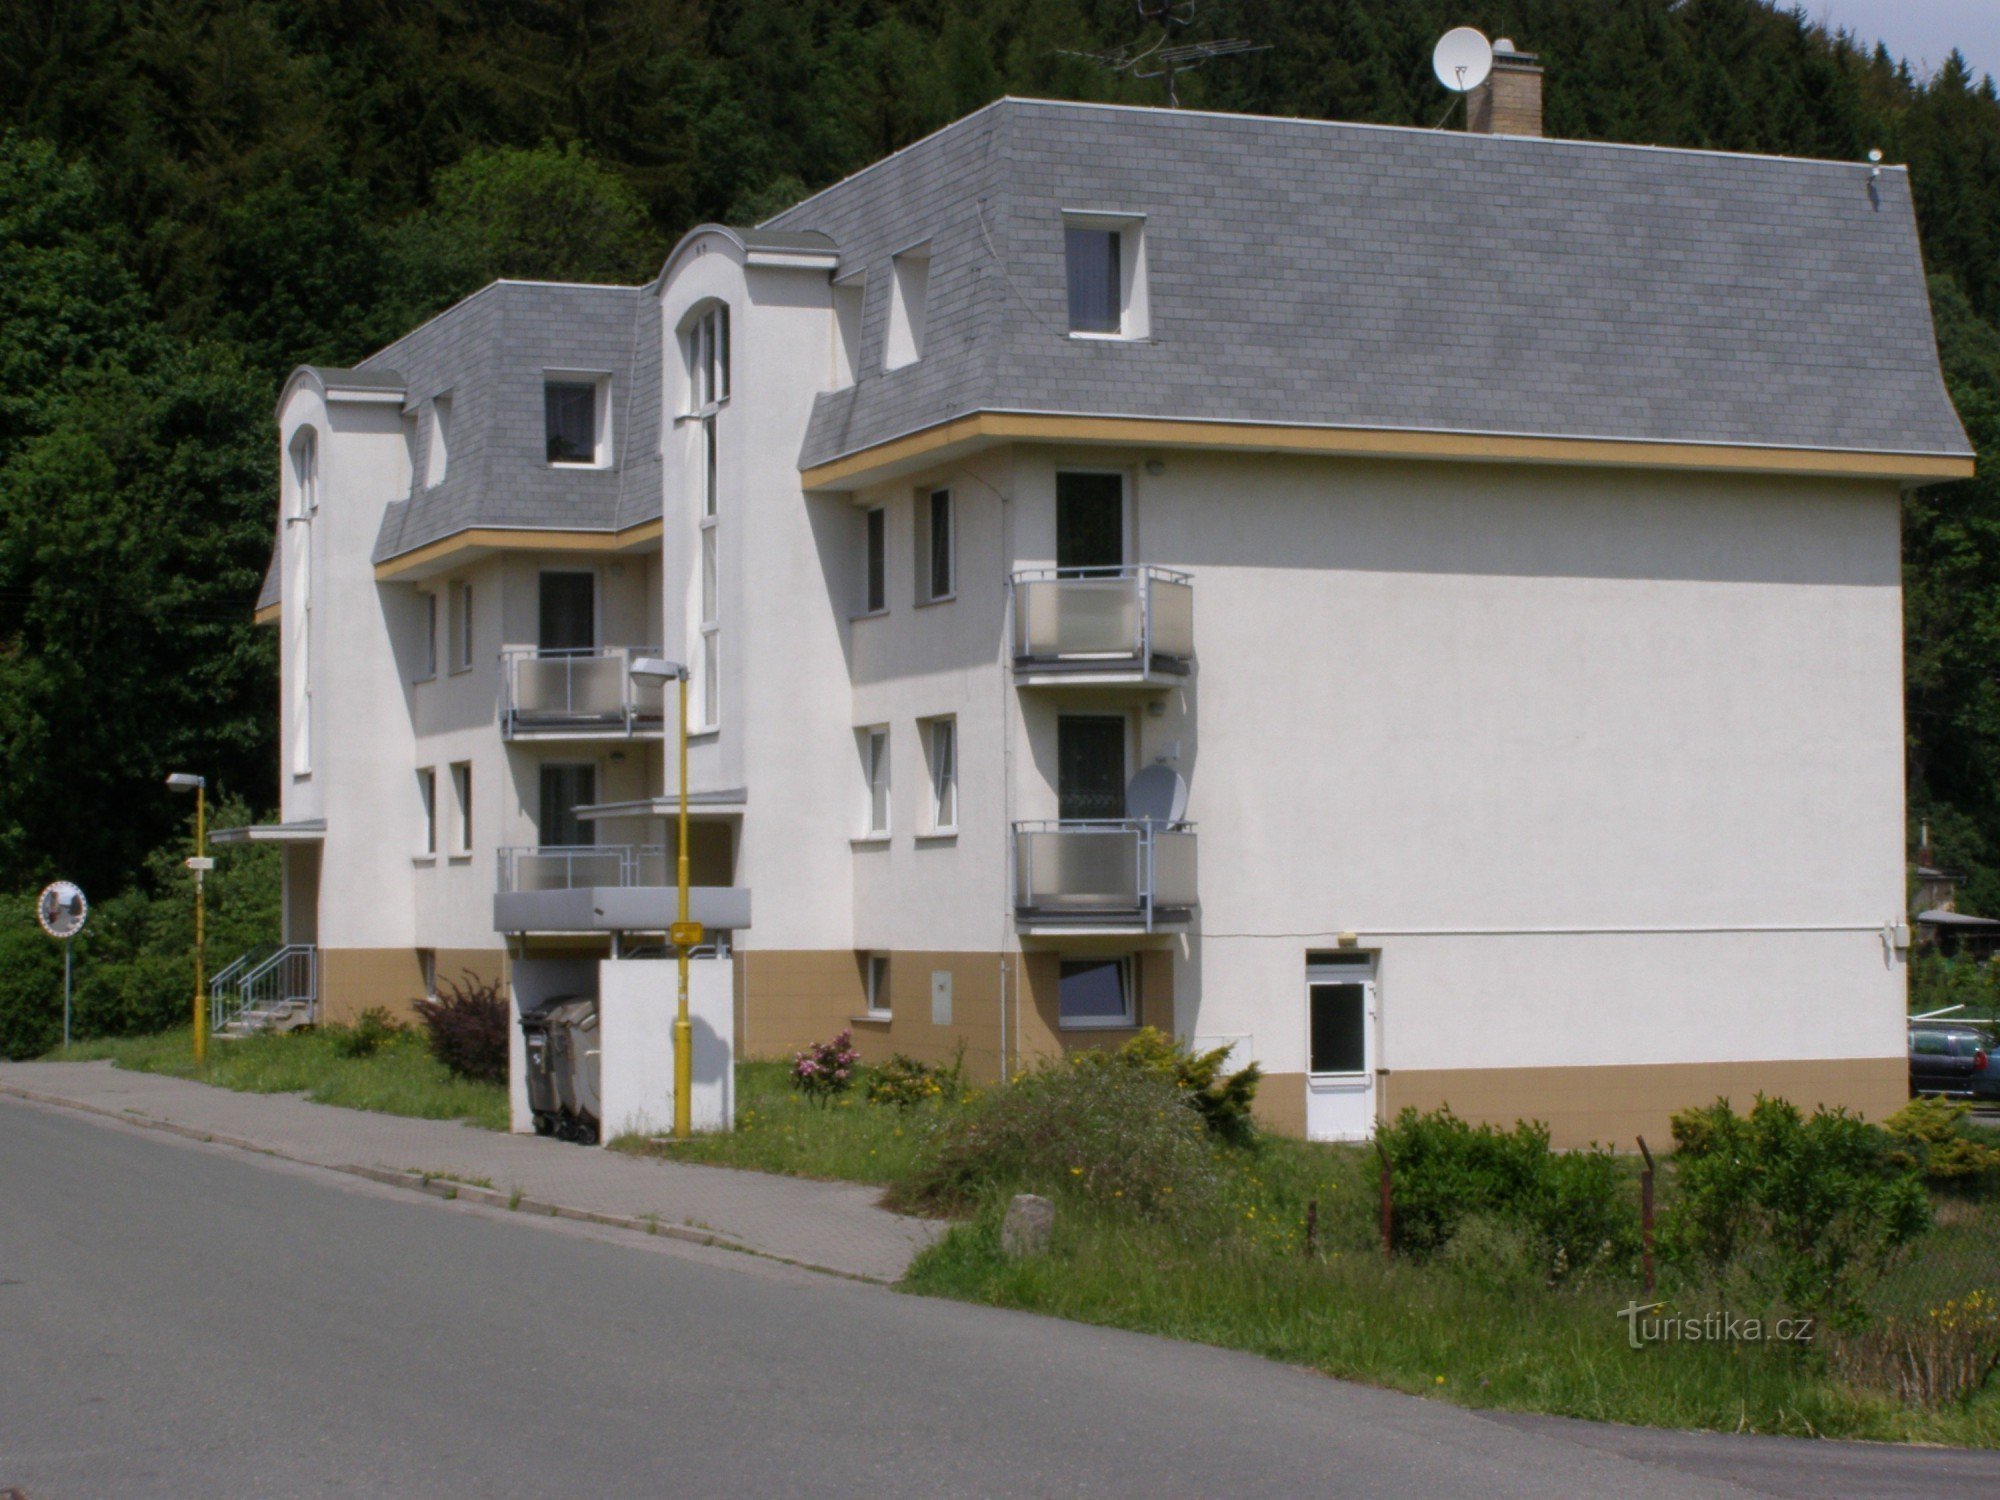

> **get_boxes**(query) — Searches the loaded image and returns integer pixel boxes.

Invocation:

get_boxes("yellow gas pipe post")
[194,780,207,1066]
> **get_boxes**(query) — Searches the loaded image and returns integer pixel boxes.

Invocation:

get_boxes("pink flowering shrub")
[791,1030,860,1103]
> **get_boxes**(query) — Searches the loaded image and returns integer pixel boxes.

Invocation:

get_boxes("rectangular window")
[1057,715,1127,821]
[426,394,452,486]
[422,592,438,679]
[862,506,886,614]
[886,245,930,370]
[452,580,474,671]
[418,948,437,996]
[700,521,719,730]
[417,768,437,856]
[1061,214,1147,339]
[916,487,954,603]
[701,635,719,727]
[925,716,957,833]
[687,304,729,411]
[861,726,890,835]
[538,764,597,848]
[545,380,598,463]
[539,571,595,653]
[450,761,473,855]
[1309,982,1368,1076]
[1065,225,1121,334]
[865,953,890,1017]
[1056,471,1126,573]
[1060,957,1134,1029]
[701,415,717,518]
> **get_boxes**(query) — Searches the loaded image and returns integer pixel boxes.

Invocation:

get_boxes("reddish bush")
[413,973,509,1084]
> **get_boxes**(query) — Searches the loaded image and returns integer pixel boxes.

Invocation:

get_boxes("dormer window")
[885,244,930,370]
[1063,213,1147,340]
[686,303,729,412]
[426,394,452,485]
[545,373,611,467]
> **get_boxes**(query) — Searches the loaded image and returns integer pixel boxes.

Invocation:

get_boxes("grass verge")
[902,1197,2000,1447]
[49,1026,507,1131]
[608,1058,935,1184]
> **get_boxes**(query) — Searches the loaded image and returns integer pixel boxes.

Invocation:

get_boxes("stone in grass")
[1001,1193,1055,1257]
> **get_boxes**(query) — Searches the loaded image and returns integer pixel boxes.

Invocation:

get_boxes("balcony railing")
[500,646,666,738]
[1013,820,1197,930]
[496,844,668,894]
[1011,567,1194,679]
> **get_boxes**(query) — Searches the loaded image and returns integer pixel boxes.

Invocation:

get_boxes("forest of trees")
[5,0,2000,1015]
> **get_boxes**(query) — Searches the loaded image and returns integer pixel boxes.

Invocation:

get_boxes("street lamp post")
[166,773,209,1066]
[630,658,694,1139]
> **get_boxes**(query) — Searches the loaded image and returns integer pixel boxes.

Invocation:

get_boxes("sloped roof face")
[367,281,660,563]
[772,99,1968,470]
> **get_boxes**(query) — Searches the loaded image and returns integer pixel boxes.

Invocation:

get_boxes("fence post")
[1304,1199,1318,1258]
[1375,1139,1393,1260]
[1637,1135,1656,1298]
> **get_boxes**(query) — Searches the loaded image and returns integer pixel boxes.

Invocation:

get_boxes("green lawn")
[50,1025,508,1131]
[614,1061,2000,1446]
[608,1058,933,1184]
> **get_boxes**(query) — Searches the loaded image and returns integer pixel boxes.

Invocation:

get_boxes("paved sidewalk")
[0,1060,939,1282]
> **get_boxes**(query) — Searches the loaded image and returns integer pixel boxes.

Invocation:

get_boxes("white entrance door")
[1305,958,1377,1142]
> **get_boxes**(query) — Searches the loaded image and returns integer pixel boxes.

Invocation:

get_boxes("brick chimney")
[1467,39,1542,138]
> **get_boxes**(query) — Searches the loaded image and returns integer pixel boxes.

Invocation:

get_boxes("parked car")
[1908,1024,2000,1102]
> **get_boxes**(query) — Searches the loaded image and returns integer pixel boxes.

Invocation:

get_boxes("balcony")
[493,844,752,936]
[500,646,666,739]
[1013,820,1197,931]
[1011,567,1194,686]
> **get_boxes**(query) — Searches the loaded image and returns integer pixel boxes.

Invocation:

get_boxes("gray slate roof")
[768,98,1969,470]
[365,281,661,564]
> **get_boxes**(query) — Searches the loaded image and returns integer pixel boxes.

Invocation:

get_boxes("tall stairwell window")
[682,301,730,731]
[288,427,317,778]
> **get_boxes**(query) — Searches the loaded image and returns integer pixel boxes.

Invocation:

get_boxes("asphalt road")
[3,1097,1997,1500]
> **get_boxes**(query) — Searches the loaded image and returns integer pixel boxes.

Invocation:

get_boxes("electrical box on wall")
[931,970,953,1026]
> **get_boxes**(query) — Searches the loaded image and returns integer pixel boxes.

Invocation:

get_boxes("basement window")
[1060,957,1135,1029]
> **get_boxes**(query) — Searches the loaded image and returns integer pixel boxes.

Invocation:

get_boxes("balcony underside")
[1012,653,1192,689]
[1015,902,1195,934]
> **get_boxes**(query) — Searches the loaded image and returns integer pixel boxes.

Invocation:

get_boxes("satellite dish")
[1126,764,1189,826]
[37,880,87,939]
[1432,27,1493,94]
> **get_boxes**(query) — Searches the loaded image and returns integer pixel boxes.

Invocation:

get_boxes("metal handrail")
[496,844,670,893]
[207,946,274,1033]
[1012,818,1197,931]
[1009,567,1193,669]
[499,645,665,736]
[214,944,317,1032]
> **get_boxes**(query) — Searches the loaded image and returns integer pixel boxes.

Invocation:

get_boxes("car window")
[1912,1031,1948,1055]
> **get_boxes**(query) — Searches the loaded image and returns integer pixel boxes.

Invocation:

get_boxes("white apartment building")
[237,81,1973,1144]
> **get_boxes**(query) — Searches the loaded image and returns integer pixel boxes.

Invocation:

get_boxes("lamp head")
[165,773,206,792]
[629,656,688,687]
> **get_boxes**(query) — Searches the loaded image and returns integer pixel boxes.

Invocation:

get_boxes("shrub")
[896,1061,1219,1219]
[1882,1096,2000,1183]
[791,1030,859,1102]
[412,974,508,1084]
[331,1005,405,1060]
[1662,1096,1932,1330]
[865,1049,964,1111]
[1376,1107,1636,1280]
[1835,1290,2000,1407]
[1070,1027,1263,1144]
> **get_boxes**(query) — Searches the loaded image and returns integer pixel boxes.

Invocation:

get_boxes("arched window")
[682,301,729,414]
[290,427,319,519]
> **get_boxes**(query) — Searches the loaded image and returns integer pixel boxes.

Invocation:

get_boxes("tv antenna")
[1061,2,1270,109]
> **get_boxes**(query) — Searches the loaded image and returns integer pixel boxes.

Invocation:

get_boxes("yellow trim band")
[373,520,664,580]
[799,411,1975,489]
[253,601,281,626]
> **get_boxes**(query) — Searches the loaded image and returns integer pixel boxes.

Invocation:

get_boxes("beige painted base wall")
[738,949,1173,1082]
[319,947,503,1026]
[1256,1057,1908,1149]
